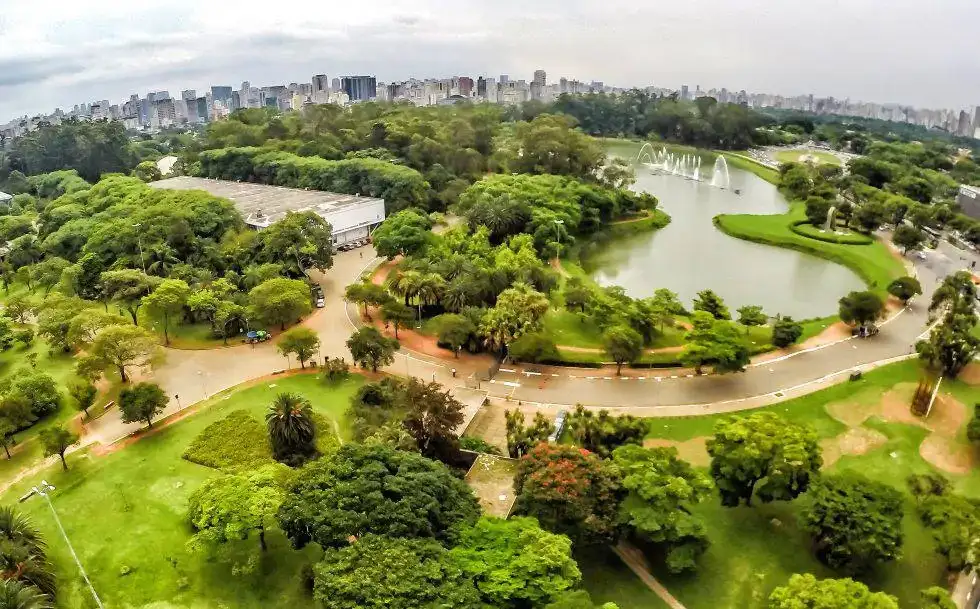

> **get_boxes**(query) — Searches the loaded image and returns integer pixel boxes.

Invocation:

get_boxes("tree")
[851,199,887,233]
[612,444,713,573]
[514,443,625,544]
[566,405,646,457]
[30,258,69,297]
[313,535,483,609]
[930,271,977,315]
[187,465,288,557]
[649,288,683,332]
[886,275,922,304]
[344,281,390,320]
[968,405,980,443]
[99,269,159,324]
[276,443,480,549]
[805,196,832,226]
[838,290,885,329]
[508,333,560,363]
[67,381,97,418]
[142,279,190,345]
[801,473,904,573]
[276,327,319,369]
[0,420,15,459]
[186,289,220,329]
[768,574,898,609]
[371,208,432,259]
[3,295,31,325]
[435,314,476,356]
[132,160,162,182]
[564,278,592,313]
[917,310,980,376]
[920,587,956,609]
[692,289,730,320]
[380,300,415,339]
[213,301,247,345]
[893,224,925,254]
[480,282,550,351]
[119,382,168,429]
[0,506,55,597]
[505,409,554,458]
[448,516,581,607]
[247,278,312,330]
[545,590,619,609]
[771,315,804,348]
[66,309,126,349]
[39,426,77,471]
[681,311,750,375]
[706,412,822,506]
[265,392,316,464]
[346,326,399,372]
[0,578,52,609]
[602,325,643,375]
[260,211,333,275]
[736,305,767,331]
[400,378,465,458]
[10,373,60,419]
[88,324,157,382]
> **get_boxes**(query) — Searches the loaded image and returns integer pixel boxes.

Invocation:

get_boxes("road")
[85,236,980,443]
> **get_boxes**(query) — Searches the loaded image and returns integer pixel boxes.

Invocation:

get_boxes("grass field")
[640,360,980,609]
[773,149,843,166]
[5,373,362,609]
[714,202,907,293]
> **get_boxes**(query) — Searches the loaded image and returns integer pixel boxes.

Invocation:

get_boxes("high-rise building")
[533,70,546,87]
[476,77,487,98]
[211,86,233,106]
[331,78,341,92]
[341,76,377,102]
[499,74,510,85]
[181,89,196,101]
[458,77,474,97]
[681,85,689,100]
[974,106,980,131]
[958,110,972,136]
[312,74,328,93]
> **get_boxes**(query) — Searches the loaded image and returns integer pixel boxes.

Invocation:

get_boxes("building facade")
[341,76,377,102]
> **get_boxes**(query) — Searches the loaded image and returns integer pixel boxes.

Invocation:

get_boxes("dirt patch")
[825,398,879,428]
[820,427,888,467]
[879,383,925,427]
[644,436,710,467]
[958,363,980,386]
[918,393,975,474]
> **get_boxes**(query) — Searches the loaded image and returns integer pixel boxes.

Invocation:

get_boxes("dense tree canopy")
[768,574,898,609]
[276,443,480,549]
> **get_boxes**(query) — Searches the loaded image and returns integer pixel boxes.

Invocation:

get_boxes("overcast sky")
[2,0,979,121]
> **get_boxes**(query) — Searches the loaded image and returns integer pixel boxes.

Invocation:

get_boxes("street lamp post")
[132,223,147,273]
[19,481,104,609]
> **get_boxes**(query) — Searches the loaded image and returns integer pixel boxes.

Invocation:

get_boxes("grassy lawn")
[3,372,363,609]
[719,152,780,185]
[773,149,843,166]
[714,202,906,293]
[634,359,980,609]
[577,547,671,609]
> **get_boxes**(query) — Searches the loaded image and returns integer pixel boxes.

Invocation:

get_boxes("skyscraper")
[533,70,546,87]
[312,75,328,93]
[477,77,487,98]
[341,76,377,102]
[211,86,233,107]
[681,85,689,100]
[331,78,341,92]
[499,74,510,85]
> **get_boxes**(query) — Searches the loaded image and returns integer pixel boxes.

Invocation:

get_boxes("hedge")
[790,221,874,245]
[197,147,430,213]
[182,410,273,472]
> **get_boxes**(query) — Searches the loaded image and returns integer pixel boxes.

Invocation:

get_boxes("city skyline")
[2,0,979,121]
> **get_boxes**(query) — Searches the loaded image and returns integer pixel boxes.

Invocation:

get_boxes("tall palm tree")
[265,392,316,463]
[0,581,51,609]
[442,278,472,313]
[416,273,446,307]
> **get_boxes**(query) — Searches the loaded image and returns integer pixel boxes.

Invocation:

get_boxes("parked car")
[316,297,325,308]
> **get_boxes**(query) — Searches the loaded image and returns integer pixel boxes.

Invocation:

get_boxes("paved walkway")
[613,542,688,609]
[85,236,980,444]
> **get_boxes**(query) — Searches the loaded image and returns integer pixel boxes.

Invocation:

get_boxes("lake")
[583,142,865,319]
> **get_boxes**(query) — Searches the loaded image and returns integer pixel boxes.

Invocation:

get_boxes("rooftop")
[149,176,384,227]
[960,184,980,195]
[0,192,11,203]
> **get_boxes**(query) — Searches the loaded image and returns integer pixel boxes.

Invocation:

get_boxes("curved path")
[85,236,978,444]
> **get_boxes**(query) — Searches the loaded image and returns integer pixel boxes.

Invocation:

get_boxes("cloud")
[1,0,979,120]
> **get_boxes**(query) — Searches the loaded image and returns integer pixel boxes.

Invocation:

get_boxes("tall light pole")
[19,481,104,609]
[132,223,146,273]
[197,370,209,400]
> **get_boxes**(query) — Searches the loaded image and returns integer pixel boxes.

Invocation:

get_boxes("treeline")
[549,90,771,149]
[197,147,429,213]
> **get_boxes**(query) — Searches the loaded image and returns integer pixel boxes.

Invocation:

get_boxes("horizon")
[2,0,979,120]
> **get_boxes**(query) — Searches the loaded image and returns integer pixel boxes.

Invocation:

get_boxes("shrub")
[459,436,503,455]
[182,410,273,471]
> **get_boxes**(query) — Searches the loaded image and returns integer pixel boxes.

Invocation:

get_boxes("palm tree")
[385,270,423,307]
[265,392,316,463]
[416,273,446,307]
[145,242,179,276]
[443,278,472,313]
[0,508,54,598]
[0,581,51,609]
